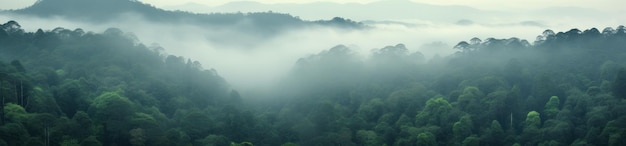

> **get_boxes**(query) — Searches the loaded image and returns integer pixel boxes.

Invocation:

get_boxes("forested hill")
[3,0,365,33]
[270,26,626,145]
[0,20,242,146]
[1,19,626,146]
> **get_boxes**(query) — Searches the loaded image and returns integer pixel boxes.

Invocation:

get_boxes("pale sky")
[0,0,624,12]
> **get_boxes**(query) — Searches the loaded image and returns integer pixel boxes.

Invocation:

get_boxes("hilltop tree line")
[0,20,250,146]
[1,20,626,146]
[268,25,626,146]
[3,0,365,36]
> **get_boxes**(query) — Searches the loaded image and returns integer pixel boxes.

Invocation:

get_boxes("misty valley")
[1,0,626,146]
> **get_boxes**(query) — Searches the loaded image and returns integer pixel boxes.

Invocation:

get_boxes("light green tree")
[415,97,453,127]
[525,111,541,128]
[544,96,560,119]
[89,91,134,144]
[453,115,473,143]
[4,103,29,123]
[456,86,483,115]
[522,111,542,145]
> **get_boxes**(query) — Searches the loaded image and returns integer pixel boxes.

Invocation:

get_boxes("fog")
[1,7,622,96]
[4,1,626,145]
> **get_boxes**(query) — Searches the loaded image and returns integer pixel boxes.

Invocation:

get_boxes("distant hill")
[166,1,616,27]
[166,0,499,23]
[3,0,365,35]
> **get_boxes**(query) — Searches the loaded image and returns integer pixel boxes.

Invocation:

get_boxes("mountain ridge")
[165,0,501,22]
[3,0,366,35]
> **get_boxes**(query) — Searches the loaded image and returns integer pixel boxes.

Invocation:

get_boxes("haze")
[2,0,626,145]
[1,0,624,93]
[2,0,625,12]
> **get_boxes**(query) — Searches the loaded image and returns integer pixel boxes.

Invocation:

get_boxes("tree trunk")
[44,125,48,146]
[20,80,23,107]
[15,81,18,106]
[510,112,513,129]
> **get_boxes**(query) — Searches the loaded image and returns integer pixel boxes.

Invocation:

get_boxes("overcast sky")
[0,0,624,13]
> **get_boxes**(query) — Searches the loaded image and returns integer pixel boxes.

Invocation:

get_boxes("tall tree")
[544,96,560,119]
[613,68,626,99]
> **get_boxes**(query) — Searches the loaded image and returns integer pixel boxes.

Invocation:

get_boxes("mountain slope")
[0,20,242,145]
[5,0,365,35]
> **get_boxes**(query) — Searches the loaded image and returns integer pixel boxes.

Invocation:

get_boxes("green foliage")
[129,128,146,146]
[60,139,80,146]
[613,68,626,99]
[522,111,542,145]
[544,96,560,119]
[356,130,382,146]
[600,61,621,81]
[280,142,298,146]
[394,114,413,128]
[538,140,560,146]
[456,86,483,115]
[4,103,28,123]
[180,110,212,140]
[231,141,254,146]
[384,84,432,116]
[0,123,29,146]
[90,91,135,143]
[570,139,589,146]
[542,119,572,144]
[608,133,625,146]
[415,97,453,127]
[23,137,44,146]
[1,20,626,146]
[79,136,102,146]
[481,120,505,146]
[525,111,541,128]
[453,115,473,143]
[461,135,479,146]
[416,132,437,146]
[198,134,230,146]
[358,98,385,122]
[600,118,626,146]
[71,111,93,139]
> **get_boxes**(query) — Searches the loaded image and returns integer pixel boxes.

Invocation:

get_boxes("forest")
[1,19,626,146]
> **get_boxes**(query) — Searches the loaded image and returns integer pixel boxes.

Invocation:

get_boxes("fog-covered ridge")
[3,0,365,35]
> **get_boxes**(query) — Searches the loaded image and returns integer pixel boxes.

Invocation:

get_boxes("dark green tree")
[613,68,626,99]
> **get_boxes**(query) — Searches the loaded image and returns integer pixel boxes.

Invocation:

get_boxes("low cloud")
[0,12,620,94]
